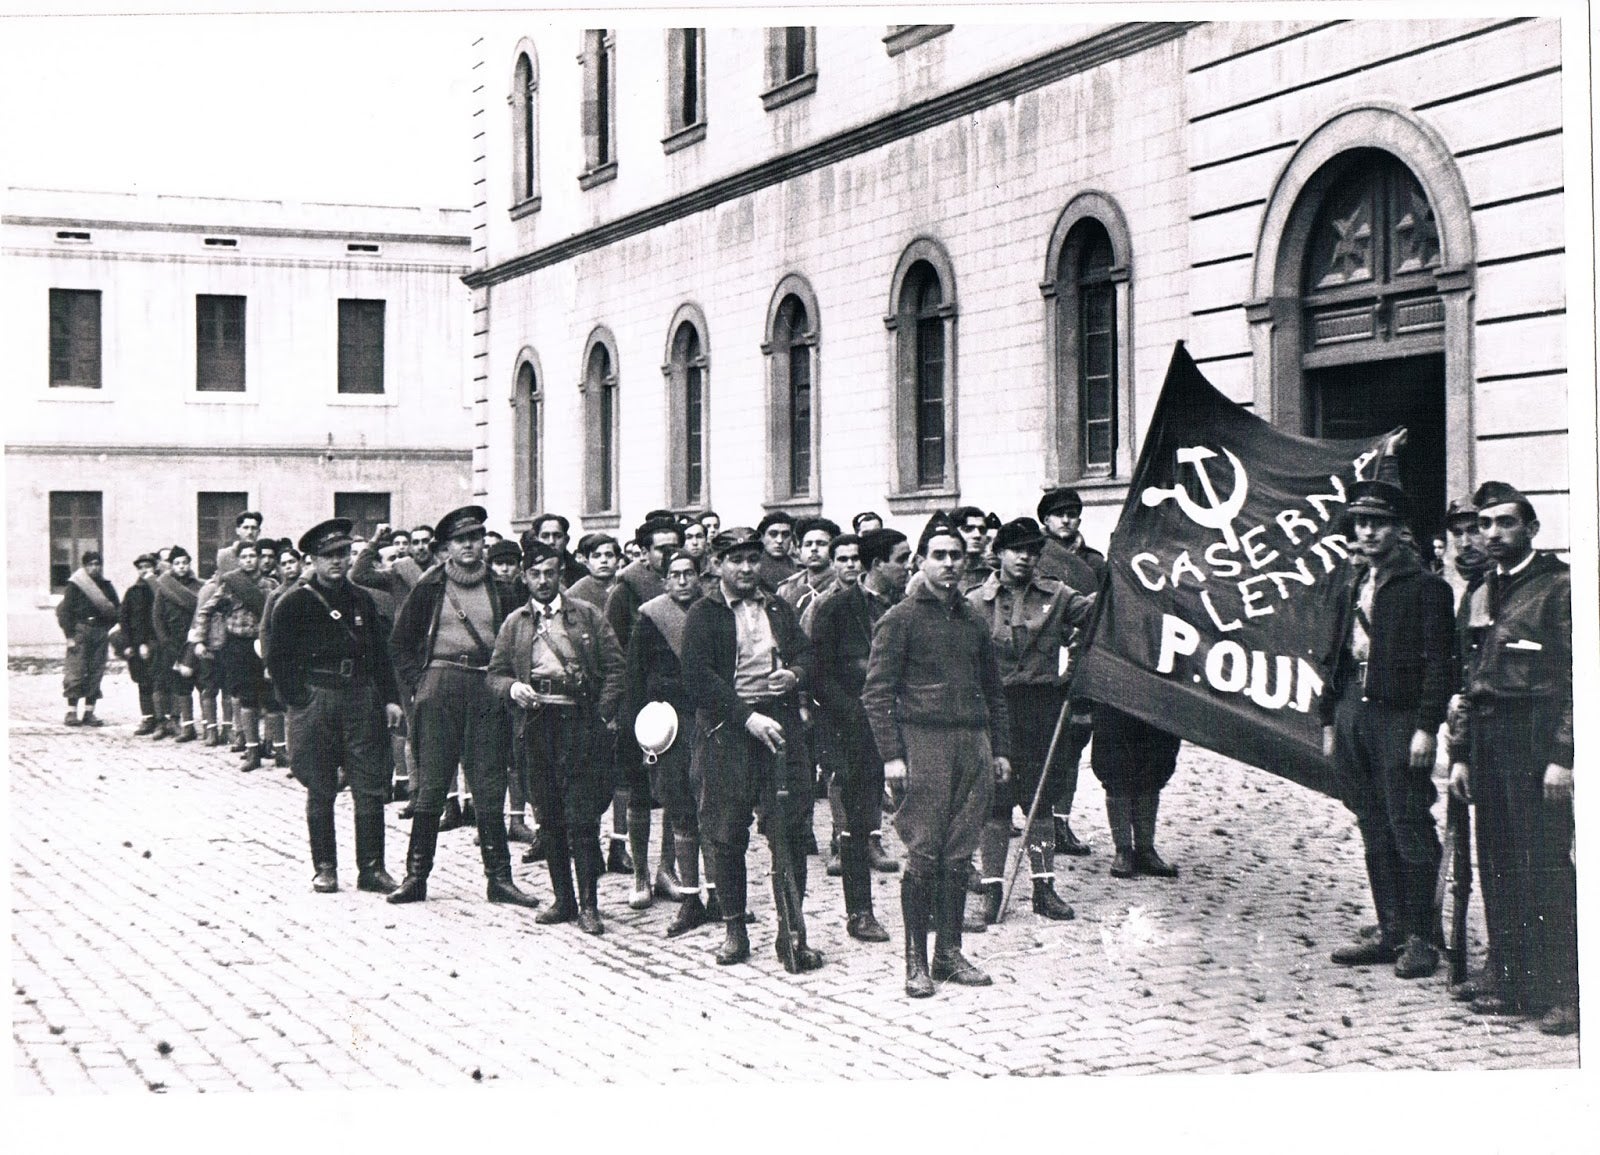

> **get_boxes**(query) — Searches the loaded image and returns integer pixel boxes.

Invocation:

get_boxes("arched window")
[581,329,620,518]
[663,305,710,510]
[511,353,542,521]
[762,274,821,511]
[886,238,958,502]
[1042,192,1133,484]
[508,46,540,211]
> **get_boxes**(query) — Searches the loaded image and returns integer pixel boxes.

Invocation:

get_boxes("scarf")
[67,569,118,617]
[638,592,694,659]
[444,557,488,587]
[221,569,268,618]
[156,571,200,613]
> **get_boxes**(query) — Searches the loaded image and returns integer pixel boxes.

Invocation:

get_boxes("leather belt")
[428,655,490,673]
[527,675,579,696]
[308,659,356,680]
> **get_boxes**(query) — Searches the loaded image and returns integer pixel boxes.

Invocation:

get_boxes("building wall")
[3,190,475,646]
[469,19,1572,552]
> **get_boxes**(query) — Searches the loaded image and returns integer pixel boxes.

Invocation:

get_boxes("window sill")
[578,162,618,191]
[761,72,817,111]
[328,393,398,407]
[883,25,953,56]
[886,488,959,515]
[582,512,621,531]
[187,392,255,405]
[39,390,115,403]
[509,196,542,221]
[1047,475,1128,503]
[662,121,706,155]
[762,495,822,517]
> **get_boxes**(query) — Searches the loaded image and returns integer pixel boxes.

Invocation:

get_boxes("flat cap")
[993,517,1046,555]
[436,505,488,542]
[133,552,158,568]
[1037,487,1083,520]
[487,539,523,566]
[520,539,560,568]
[1445,495,1479,526]
[1346,480,1406,521]
[298,518,355,557]
[712,526,763,557]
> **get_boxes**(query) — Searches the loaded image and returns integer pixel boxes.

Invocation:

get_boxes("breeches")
[412,666,507,819]
[894,725,994,879]
[288,682,390,819]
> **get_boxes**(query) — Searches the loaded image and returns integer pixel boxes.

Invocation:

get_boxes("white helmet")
[634,700,679,764]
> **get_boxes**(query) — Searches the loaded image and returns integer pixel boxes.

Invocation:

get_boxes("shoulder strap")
[443,582,493,656]
[301,581,362,645]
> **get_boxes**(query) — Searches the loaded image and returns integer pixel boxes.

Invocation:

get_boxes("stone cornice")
[2,215,470,246]
[464,22,1197,290]
[5,443,472,462]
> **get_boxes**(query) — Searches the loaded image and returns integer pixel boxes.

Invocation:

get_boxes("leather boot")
[355,809,398,893]
[1106,795,1137,878]
[387,810,439,904]
[901,874,936,998]
[507,815,536,844]
[772,873,823,974]
[575,838,604,934]
[716,917,750,965]
[1054,814,1092,856]
[867,831,901,872]
[239,745,261,773]
[843,837,889,941]
[205,724,223,748]
[134,716,158,736]
[667,894,709,937]
[521,825,548,863]
[1028,843,1075,920]
[931,869,992,986]
[703,885,722,922]
[487,868,541,908]
[437,795,464,831]
[312,864,339,892]
[62,703,81,726]
[606,835,633,874]
[628,809,653,910]
[536,828,578,925]
[826,832,843,877]
[308,803,338,892]
[971,881,1003,929]
[657,823,680,895]
[1131,792,1177,877]
[227,723,245,752]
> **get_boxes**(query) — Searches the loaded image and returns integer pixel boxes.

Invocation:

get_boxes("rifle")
[1434,793,1472,984]
[766,741,811,973]
[998,693,1072,924]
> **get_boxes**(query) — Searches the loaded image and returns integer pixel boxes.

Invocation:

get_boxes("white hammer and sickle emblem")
[1140,446,1250,550]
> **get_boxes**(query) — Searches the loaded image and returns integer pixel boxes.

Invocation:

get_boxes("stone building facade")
[4,189,474,645]
[464,19,1570,554]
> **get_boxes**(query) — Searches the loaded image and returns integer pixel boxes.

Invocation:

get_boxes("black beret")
[168,545,191,562]
[81,550,102,566]
[712,526,763,557]
[1346,480,1406,521]
[993,517,1047,555]
[1037,487,1083,520]
[436,505,488,542]
[298,518,355,557]
[521,540,560,568]
[487,539,523,565]
[235,510,264,527]
[984,511,1002,530]
[1473,480,1537,522]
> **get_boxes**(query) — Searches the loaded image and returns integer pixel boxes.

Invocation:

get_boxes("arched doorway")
[1248,105,1475,540]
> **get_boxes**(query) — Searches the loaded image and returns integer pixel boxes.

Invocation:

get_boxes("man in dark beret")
[266,518,405,894]
[58,550,120,727]
[387,506,539,909]
[216,510,265,577]
[1447,482,1576,1034]
[683,527,822,971]
[119,552,162,734]
[755,511,799,593]
[1319,480,1454,981]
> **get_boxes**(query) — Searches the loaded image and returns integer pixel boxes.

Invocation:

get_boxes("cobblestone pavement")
[10,664,1580,1098]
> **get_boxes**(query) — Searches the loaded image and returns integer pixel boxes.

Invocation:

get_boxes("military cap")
[1445,496,1479,527]
[521,539,560,568]
[169,545,191,562]
[984,511,1002,531]
[1037,487,1083,520]
[917,512,962,557]
[298,518,354,557]
[235,510,264,527]
[993,517,1047,555]
[132,552,158,568]
[1346,480,1406,521]
[436,505,488,542]
[487,539,522,566]
[712,526,763,558]
[1473,480,1537,523]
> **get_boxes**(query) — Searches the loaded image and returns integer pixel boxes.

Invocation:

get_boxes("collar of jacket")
[704,582,767,610]
[1370,543,1424,591]
[911,576,968,611]
[975,570,1057,603]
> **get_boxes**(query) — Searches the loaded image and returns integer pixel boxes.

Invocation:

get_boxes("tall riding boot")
[841,832,889,943]
[901,873,936,998]
[627,803,653,910]
[537,828,579,924]
[971,819,1010,931]
[932,866,992,986]
[387,810,440,904]
[1132,791,1178,877]
[355,808,398,893]
[480,799,539,908]
[1028,842,1075,920]
[574,836,604,935]
[656,823,683,899]
[308,800,339,893]
[1106,795,1137,877]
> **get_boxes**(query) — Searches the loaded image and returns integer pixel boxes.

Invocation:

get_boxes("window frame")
[195,293,247,393]
[662,304,711,513]
[579,29,618,189]
[883,25,953,56]
[664,28,707,153]
[48,288,102,390]
[49,491,103,592]
[336,298,386,396]
[508,43,542,217]
[761,274,822,514]
[762,26,817,110]
[885,238,959,509]
[580,326,621,525]
[195,491,249,581]
[1041,192,1135,487]
[511,349,545,525]
[333,492,393,545]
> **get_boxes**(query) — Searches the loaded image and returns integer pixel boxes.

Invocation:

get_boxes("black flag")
[1073,344,1390,796]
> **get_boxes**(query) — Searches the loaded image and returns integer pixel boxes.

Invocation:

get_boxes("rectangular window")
[49,492,102,591]
[915,317,945,488]
[196,491,248,581]
[763,27,816,110]
[685,362,704,505]
[580,29,618,183]
[789,345,811,496]
[598,383,615,511]
[337,298,386,394]
[196,294,246,392]
[1080,283,1116,474]
[667,28,705,133]
[334,492,392,543]
[783,27,809,80]
[48,289,102,389]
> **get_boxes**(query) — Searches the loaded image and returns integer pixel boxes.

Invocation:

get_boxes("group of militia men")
[55,476,1574,1019]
